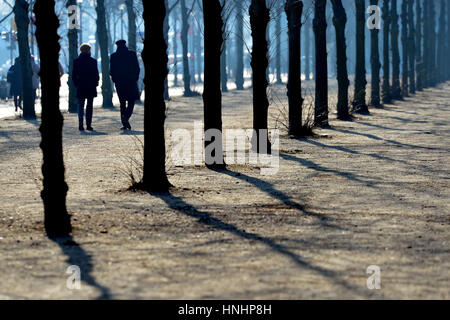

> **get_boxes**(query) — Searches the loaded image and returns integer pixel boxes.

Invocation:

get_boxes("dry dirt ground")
[0,82,449,299]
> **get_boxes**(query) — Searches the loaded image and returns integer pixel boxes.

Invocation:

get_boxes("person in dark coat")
[110,40,140,130]
[73,43,99,131]
[7,58,23,112]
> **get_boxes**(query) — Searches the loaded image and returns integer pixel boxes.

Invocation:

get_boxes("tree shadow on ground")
[151,189,373,298]
[279,152,371,186]
[330,126,437,150]
[50,236,112,300]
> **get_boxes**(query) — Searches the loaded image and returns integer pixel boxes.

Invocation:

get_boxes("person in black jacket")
[73,43,99,131]
[7,58,22,112]
[110,40,140,130]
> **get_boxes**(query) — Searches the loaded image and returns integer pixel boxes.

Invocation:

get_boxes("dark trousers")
[78,97,93,127]
[119,97,135,126]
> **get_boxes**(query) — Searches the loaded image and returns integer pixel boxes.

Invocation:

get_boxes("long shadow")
[279,152,371,186]
[152,190,371,298]
[301,138,412,168]
[330,126,437,150]
[50,236,112,299]
[214,168,344,229]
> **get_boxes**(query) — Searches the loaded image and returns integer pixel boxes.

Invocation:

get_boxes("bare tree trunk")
[180,0,193,96]
[304,19,311,81]
[67,0,78,113]
[353,0,369,113]
[369,0,381,108]
[14,0,35,120]
[126,0,137,51]
[275,6,282,84]
[428,1,436,87]
[173,12,179,87]
[401,0,409,96]
[407,0,415,94]
[140,0,171,191]
[313,0,328,126]
[250,0,271,152]
[34,0,72,237]
[221,39,228,92]
[390,0,401,99]
[331,0,351,118]
[235,1,245,90]
[382,0,391,103]
[96,0,114,108]
[415,0,423,90]
[447,0,450,81]
[437,0,446,84]
[202,0,225,167]
[285,0,304,136]
[422,0,429,88]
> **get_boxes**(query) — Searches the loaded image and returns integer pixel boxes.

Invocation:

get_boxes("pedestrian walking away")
[7,58,23,112]
[73,43,99,132]
[110,39,140,131]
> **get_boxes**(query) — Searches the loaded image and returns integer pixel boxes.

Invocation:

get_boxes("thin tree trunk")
[285,0,304,136]
[408,0,415,93]
[276,7,282,84]
[67,0,78,113]
[173,13,179,87]
[140,0,171,191]
[202,0,225,167]
[437,0,446,83]
[382,0,391,103]
[369,0,381,108]
[250,0,271,152]
[96,0,114,108]
[221,40,228,92]
[180,0,193,96]
[428,1,436,87]
[390,0,401,99]
[331,0,351,118]
[401,0,409,96]
[313,0,328,126]
[422,0,429,88]
[14,0,35,120]
[235,1,245,90]
[447,0,450,81]
[304,19,311,81]
[126,0,137,51]
[34,0,72,237]
[415,0,422,90]
[353,0,369,113]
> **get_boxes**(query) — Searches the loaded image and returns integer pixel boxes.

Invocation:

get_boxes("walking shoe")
[86,126,94,131]
[120,125,127,131]
[79,125,85,131]
[126,121,131,130]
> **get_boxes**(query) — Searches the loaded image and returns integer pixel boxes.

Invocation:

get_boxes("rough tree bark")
[221,39,228,92]
[202,0,225,167]
[401,0,409,96]
[180,0,194,96]
[407,0,415,94]
[140,0,171,191]
[330,0,351,118]
[437,0,446,83]
[415,0,423,90]
[428,0,436,87]
[422,0,429,88]
[304,18,311,81]
[276,5,282,84]
[353,0,369,113]
[250,0,272,152]
[235,1,245,90]
[126,0,137,51]
[390,0,401,99]
[34,0,72,237]
[285,0,304,136]
[96,0,114,108]
[313,0,328,127]
[382,0,391,103]
[67,0,78,113]
[369,0,381,108]
[14,0,35,120]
